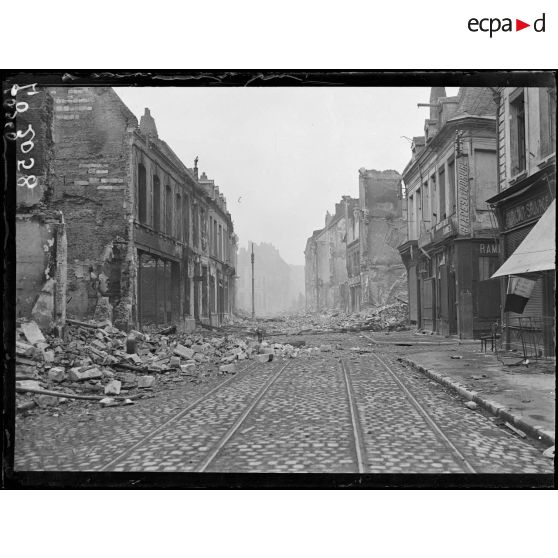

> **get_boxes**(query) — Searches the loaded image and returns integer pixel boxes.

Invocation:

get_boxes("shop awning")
[492,200,555,278]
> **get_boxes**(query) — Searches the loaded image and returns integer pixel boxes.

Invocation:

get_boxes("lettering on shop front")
[504,194,551,229]
[479,243,500,255]
[456,156,470,235]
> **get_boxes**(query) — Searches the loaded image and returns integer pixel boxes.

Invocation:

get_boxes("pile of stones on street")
[224,301,409,336]
[14,316,347,415]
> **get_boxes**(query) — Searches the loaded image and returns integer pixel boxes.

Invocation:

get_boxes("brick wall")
[48,86,137,322]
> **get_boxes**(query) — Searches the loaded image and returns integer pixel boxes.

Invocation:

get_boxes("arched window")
[137,163,147,223]
[152,174,161,231]
[165,184,172,235]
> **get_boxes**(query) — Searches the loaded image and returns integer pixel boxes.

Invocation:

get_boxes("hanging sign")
[504,275,537,314]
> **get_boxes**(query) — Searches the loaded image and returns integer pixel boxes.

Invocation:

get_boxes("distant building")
[397,87,500,338]
[487,86,556,356]
[236,242,303,316]
[305,198,355,312]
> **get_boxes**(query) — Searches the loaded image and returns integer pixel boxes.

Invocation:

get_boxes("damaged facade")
[487,86,556,356]
[305,198,355,313]
[354,169,407,311]
[15,86,67,333]
[305,175,405,315]
[16,86,237,333]
[397,87,501,338]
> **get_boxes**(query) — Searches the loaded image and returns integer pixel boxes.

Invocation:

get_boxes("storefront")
[414,237,500,339]
[488,168,556,357]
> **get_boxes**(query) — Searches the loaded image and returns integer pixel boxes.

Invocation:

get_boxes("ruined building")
[353,169,407,311]
[305,198,352,312]
[15,86,237,332]
[397,87,500,338]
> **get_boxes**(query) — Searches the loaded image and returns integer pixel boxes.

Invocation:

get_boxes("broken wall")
[15,84,66,332]
[47,86,138,326]
[359,169,408,307]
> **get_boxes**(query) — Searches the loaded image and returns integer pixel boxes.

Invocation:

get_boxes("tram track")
[195,360,290,472]
[339,359,367,473]
[100,361,260,471]
[363,348,477,474]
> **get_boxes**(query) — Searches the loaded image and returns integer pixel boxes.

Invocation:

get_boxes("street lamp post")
[251,243,255,319]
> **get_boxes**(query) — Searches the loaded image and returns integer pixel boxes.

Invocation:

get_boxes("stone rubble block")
[180,363,196,373]
[174,344,195,360]
[104,379,122,395]
[137,375,155,388]
[126,354,143,365]
[43,350,55,362]
[255,353,273,363]
[117,372,137,386]
[47,367,66,383]
[16,380,42,391]
[68,367,103,382]
[219,364,236,374]
[20,321,46,345]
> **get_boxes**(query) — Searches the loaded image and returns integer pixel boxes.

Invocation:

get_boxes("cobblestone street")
[14,333,553,475]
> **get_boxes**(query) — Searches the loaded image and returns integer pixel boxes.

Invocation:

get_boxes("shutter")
[421,278,434,330]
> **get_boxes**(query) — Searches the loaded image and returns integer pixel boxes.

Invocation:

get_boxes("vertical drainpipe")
[490,87,507,345]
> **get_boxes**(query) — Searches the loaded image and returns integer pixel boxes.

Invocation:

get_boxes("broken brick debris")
[16,308,405,415]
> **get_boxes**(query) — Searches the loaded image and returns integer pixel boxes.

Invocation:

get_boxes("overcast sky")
[115,87,459,265]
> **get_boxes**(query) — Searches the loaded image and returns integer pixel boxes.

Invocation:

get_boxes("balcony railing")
[418,215,457,248]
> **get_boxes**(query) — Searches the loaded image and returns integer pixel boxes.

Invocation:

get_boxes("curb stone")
[399,357,555,447]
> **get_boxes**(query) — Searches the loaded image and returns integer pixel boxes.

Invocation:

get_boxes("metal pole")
[315,241,319,312]
[251,243,255,319]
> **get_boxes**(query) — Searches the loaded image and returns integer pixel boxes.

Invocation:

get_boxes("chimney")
[429,87,446,119]
[139,108,158,139]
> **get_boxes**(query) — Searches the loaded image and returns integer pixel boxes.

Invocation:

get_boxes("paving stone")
[13,333,554,475]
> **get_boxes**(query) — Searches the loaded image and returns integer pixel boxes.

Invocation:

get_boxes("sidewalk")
[398,344,555,447]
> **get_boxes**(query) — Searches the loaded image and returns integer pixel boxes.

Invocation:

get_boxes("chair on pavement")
[480,321,500,352]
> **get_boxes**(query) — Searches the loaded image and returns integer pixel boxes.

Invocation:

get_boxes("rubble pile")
[225,302,409,336]
[14,318,327,415]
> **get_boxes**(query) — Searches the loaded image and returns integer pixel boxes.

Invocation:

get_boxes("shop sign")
[504,193,551,229]
[479,242,500,255]
[456,156,471,235]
